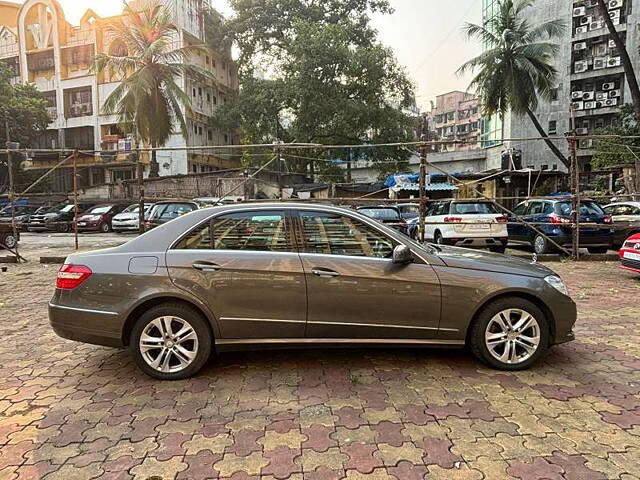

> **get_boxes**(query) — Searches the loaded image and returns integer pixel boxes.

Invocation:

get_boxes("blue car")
[508,199,614,254]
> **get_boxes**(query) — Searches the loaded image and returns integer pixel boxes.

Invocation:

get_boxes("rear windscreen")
[451,203,499,214]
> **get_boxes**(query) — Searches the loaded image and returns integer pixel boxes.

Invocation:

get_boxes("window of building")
[192,164,197,172]
[198,87,202,96]
[541,164,549,170]
[550,88,559,101]
[193,124,198,135]
[552,164,558,170]
[299,211,395,258]
[208,129,213,141]
[64,87,92,118]
[224,134,228,143]
[206,56,210,65]
[548,120,557,134]
[213,96,218,105]
[198,126,203,135]
[192,88,196,97]
[207,92,211,102]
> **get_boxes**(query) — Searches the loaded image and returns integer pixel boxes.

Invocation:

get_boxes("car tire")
[468,297,549,371]
[532,234,552,254]
[130,303,213,380]
[100,222,111,233]
[1,233,17,249]
[587,247,609,254]
[57,223,70,233]
[434,230,446,245]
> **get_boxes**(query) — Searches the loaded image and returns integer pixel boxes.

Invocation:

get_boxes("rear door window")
[557,202,604,216]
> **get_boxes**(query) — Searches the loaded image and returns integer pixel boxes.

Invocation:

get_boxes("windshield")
[87,206,112,214]
[557,201,604,216]
[358,208,401,221]
[59,205,75,213]
[451,202,500,214]
[151,203,196,220]
[399,205,420,214]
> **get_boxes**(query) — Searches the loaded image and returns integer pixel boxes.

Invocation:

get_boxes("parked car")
[77,204,128,233]
[408,200,508,253]
[112,203,155,233]
[0,205,39,231]
[508,199,613,254]
[396,203,420,220]
[0,223,19,249]
[619,232,640,274]
[28,202,97,232]
[144,201,199,230]
[602,202,640,249]
[355,206,408,234]
[50,203,577,380]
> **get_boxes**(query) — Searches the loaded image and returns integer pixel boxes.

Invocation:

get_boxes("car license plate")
[623,251,640,261]
[468,224,490,230]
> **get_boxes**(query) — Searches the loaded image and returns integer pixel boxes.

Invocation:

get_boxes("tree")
[208,0,417,179]
[592,104,640,170]
[0,62,51,192]
[94,1,209,176]
[596,0,640,121]
[458,0,569,169]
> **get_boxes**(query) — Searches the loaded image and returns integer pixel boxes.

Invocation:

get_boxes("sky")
[52,0,483,111]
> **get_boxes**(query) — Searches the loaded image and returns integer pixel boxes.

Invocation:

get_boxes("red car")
[77,204,127,233]
[619,233,640,274]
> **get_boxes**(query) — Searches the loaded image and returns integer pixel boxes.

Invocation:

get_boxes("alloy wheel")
[534,235,547,254]
[484,308,540,365]
[3,235,16,249]
[139,316,199,373]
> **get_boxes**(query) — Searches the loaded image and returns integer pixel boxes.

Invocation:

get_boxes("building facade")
[430,91,481,152]
[0,0,239,191]
[481,0,638,172]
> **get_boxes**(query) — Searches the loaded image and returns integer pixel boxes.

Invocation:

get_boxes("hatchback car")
[77,204,128,233]
[619,233,640,274]
[602,202,640,249]
[356,206,407,234]
[145,201,199,230]
[508,199,613,254]
[408,200,508,253]
[49,203,576,380]
[112,203,155,233]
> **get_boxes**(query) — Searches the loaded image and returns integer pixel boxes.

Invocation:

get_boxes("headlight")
[544,275,568,296]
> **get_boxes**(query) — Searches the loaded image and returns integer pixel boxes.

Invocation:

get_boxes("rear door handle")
[192,262,222,272]
[311,268,340,278]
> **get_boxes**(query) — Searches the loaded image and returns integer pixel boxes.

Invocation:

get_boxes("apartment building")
[0,0,239,191]
[481,0,638,172]
[430,91,481,152]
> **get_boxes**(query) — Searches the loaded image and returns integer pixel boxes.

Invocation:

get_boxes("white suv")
[410,200,509,252]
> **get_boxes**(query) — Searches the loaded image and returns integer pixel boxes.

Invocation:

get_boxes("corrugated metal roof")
[401,182,459,191]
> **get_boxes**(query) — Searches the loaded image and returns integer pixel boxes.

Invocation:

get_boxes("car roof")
[604,201,640,207]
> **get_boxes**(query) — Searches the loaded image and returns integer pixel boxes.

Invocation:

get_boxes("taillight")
[496,215,507,223]
[444,217,462,223]
[56,264,92,289]
[549,214,571,224]
[603,216,613,224]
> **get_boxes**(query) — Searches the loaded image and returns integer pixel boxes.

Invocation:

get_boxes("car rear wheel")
[1,233,17,249]
[100,222,111,233]
[469,298,549,370]
[434,230,446,245]
[57,223,70,233]
[533,234,552,254]
[130,303,212,380]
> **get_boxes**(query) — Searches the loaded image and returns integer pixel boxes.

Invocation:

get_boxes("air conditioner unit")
[609,0,623,9]
[576,127,589,135]
[575,26,589,34]
[575,60,589,72]
[583,91,595,100]
[573,6,587,16]
[574,41,588,51]
[595,92,607,100]
[590,20,604,30]
[572,101,584,110]
[571,90,584,100]
[608,56,622,67]
[609,89,621,97]
[579,139,594,149]
[593,57,607,69]
[609,9,621,18]
[603,98,618,106]
[581,15,593,25]
[584,101,597,109]
[602,82,615,90]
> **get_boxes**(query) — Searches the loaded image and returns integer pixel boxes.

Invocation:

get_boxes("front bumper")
[112,221,139,231]
[550,295,578,345]
[49,302,124,348]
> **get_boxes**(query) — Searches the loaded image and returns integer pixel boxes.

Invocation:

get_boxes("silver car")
[49,203,576,380]
[112,203,155,232]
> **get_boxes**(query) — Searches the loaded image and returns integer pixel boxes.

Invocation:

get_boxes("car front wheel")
[100,222,111,233]
[469,298,549,370]
[130,303,212,380]
[1,233,17,249]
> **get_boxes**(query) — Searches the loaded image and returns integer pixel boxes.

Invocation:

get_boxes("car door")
[166,209,307,339]
[295,209,441,339]
[507,202,528,241]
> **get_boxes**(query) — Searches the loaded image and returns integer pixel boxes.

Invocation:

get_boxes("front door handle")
[311,268,340,278]
[192,262,222,272]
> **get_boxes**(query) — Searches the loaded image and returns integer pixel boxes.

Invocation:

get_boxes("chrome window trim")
[49,303,118,316]
[216,338,465,346]
[221,317,306,324]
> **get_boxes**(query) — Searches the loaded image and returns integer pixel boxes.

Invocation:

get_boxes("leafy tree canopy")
[592,104,640,170]
[207,0,417,180]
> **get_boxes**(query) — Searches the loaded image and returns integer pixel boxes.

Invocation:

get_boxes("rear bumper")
[49,302,124,348]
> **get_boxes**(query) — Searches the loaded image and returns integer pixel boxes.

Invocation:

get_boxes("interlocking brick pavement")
[0,260,639,479]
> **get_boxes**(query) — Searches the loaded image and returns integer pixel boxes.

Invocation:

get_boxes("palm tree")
[94,1,209,176]
[458,0,569,169]
[596,0,640,121]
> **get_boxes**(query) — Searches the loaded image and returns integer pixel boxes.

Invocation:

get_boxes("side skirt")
[215,338,465,352]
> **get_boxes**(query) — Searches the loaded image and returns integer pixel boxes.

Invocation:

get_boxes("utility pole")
[418,114,429,243]
[347,147,352,183]
[73,150,79,251]
[5,118,19,260]
[568,106,579,259]
[137,148,145,234]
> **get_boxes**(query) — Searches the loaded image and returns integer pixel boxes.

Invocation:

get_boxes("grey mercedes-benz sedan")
[49,203,576,380]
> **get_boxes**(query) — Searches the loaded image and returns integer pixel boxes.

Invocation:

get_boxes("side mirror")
[392,244,413,264]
